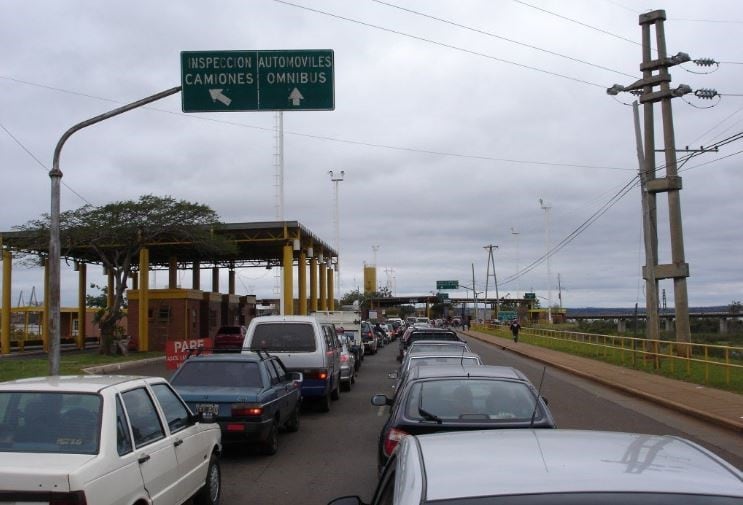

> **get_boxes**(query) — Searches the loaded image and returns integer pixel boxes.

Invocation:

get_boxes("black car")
[370,365,556,472]
[170,351,302,455]
[398,327,463,361]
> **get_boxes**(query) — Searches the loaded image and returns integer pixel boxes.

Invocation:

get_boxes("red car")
[213,325,247,351]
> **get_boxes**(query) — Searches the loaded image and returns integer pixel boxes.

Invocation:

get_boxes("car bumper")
[301,378,332,398]
[219,417,274,442]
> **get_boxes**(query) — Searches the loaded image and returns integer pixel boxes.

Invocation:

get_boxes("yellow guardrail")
[473,323,743,389]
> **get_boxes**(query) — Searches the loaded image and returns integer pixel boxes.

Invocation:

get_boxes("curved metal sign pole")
[48,86,182,375]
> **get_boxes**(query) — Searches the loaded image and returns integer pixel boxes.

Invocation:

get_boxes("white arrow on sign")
[288,88,304,106]
[209,89,232,106]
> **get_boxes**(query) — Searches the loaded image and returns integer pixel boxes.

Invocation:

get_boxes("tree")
[13,195,233,354]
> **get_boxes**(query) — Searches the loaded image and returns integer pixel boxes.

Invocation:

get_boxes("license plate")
[196,403,219,415]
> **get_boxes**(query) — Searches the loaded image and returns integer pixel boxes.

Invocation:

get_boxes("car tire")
[318,391,331,412]
[351,373,356,385]
[193,453,221,505]
[285,404,300,433]
[260,420,279,456]
[341,380,351,392]
[331,382,341,401]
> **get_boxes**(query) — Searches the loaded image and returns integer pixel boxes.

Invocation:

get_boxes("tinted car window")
[172,361,262,388]
[0,392,101,454]
[252,323,317,352]
[122,388,165,447]
[405,380,539,421]
[151,383,191,433]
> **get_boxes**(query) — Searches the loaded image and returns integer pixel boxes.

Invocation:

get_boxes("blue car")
[170,352,302,455]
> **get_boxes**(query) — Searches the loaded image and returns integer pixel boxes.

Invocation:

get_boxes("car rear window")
[407,356,480,370]
[408,333,459,345]
[251,323,317,352]
[0,392,101,454]
[217,326,243,334]
[405,379,540,422]
[408,343,469,353]
[172,361,262,388]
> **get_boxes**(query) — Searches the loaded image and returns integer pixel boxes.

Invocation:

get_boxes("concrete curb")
[462,331,743,434]
[82,356,166,375]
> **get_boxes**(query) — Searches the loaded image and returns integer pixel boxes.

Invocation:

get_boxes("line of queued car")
[325,318,743,505]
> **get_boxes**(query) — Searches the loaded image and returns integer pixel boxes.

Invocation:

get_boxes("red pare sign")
[165,338,213,369]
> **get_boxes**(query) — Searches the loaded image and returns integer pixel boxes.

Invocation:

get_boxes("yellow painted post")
[327,267,334,311]
[319,262,327,311]
[298,250,307,315]
[282,243,294,315]
[310,256,318,313]
[139,247,150,352]
[77,263,87,349]
[1,250,11,354]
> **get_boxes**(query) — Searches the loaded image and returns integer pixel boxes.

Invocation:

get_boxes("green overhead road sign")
[181,49,334,112]
[436,280,459,290]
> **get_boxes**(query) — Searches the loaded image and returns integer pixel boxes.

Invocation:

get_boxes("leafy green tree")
[13,195,232,354]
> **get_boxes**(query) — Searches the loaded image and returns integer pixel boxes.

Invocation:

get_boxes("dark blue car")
[170,352,302,455]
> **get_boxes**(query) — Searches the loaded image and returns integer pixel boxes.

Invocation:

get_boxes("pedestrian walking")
[510,319,521,342]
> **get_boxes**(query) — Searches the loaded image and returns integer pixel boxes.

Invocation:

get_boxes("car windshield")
[408,343,468,353]
[172,361,262,388]
[405,379,539,422]
[251,323,316,352]
[0,392,101,454]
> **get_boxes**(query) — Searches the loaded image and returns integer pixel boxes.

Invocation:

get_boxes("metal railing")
[473,324,743,389]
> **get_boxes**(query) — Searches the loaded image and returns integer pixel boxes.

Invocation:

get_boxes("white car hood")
[0,452,96,491]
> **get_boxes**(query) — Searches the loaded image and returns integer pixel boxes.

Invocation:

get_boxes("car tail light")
[232,404,262,416]
[304,369,329,380]
[383,427,408,457]
[226,423,246,432]
[50,492,87,505]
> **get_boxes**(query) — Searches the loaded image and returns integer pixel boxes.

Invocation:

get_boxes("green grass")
[475,326,743,394]
[0,352,164,382]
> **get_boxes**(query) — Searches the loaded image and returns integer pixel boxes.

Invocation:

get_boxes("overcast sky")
[2,0,743,309]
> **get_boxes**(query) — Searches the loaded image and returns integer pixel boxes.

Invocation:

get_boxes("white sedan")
[0,375,222,505]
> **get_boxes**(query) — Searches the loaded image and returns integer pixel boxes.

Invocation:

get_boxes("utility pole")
[329,170,344,301]
[539,198,553,324]
[511,227,520,296]
[484,244,499,321]
[608,9,692,346]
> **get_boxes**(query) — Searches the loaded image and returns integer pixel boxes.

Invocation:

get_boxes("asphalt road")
[123,336,743,504]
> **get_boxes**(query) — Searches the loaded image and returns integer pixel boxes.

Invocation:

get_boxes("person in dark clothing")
[510,319,521,342]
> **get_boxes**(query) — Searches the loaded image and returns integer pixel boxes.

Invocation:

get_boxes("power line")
[371,0,638,79]
[272,0,606,88]
[0,75,631,172]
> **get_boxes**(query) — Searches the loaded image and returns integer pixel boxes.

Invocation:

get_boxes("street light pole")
[329,170,344,301]
[539,198,553,324]
[511,227,520,296]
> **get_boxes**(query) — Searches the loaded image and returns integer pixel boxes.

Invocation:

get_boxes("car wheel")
[331,382,341,401]
[285,404,300,432]
[260,419,279,455]
[193,453,221,505]
[318,391,331,412]
[351,373,356,385]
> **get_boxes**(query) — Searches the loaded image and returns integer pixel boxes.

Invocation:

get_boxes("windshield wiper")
[418,387,442,424]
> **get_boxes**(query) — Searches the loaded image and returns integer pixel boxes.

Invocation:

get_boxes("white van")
[243,315,341,412]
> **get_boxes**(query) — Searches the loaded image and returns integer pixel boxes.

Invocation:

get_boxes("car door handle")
[138,454,151,464]
[174,439,184,447]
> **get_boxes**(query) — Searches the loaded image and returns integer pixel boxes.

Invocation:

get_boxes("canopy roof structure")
[0,221,337,269]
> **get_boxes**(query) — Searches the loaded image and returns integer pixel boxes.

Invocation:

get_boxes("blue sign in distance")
[181,49,334,112]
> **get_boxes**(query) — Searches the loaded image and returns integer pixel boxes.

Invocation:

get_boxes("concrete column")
[228,269,235,295]
[282,243,294,315]
[192,261,200,290]
[43,258,49,352]
[664,318,674,332]
[310,257,318,313]
[719,317,729,335]
[319,262,327,311]
[168,256,178,289]
[298,250,307,315]
[138,247,150,351]
[327,267,334,311]
[1,250,11,354]
[617,319,627,333]
[211,267,219,293]
[77,263,87,349]
[130,271,138,290]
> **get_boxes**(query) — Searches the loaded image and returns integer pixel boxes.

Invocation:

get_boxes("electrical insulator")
[693,58,717,67]
[694,88,718,100]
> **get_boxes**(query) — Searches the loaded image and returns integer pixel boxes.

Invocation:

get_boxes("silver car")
[329,429,743,505]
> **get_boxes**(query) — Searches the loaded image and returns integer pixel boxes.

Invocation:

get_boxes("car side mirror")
[371,394,392,407]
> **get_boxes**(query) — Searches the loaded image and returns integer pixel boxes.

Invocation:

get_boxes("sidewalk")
[461,328,743,434]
